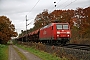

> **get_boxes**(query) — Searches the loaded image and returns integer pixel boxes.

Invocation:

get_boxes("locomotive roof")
[40,23,69,30]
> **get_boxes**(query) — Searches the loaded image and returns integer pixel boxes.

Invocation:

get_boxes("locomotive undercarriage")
[18,33,70,45]
[39,38,70,45]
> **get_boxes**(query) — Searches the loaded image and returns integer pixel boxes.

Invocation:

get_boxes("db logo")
[43,30,46,34]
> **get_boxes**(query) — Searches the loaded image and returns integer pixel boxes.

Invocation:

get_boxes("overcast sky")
[0,0,90,34]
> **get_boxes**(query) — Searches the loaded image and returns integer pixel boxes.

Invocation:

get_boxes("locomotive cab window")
[56,25,62,29]
[56,24,69,30]
[63,25,69,29]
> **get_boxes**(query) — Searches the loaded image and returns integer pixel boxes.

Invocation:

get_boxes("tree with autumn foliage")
[19,7,90,44]
[34,9,49,30]
[0,16,18,44]
[71,7,90,38]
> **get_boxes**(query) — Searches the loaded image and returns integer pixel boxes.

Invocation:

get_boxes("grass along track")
[0,44,9,60]
[17,44,67,60]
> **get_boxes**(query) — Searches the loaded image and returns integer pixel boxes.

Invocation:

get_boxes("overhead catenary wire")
[25,0,40,29]
[57,0,68,8]
[50,0,77,12]
[83,4,90,8]
[26,0,40,15]
[49,0,61,12]
[61,0,77,9]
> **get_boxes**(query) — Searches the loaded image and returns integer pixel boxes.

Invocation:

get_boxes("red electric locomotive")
[39,23,71,44]
[17,23,71,45]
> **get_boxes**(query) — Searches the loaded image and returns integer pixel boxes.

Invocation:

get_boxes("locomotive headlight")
[57,31,60,34]
[67,32,70,34]
[67,35,69,37]
[57,35,59,37]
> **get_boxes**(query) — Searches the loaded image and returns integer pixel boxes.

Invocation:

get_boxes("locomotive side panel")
[39,24,53,40]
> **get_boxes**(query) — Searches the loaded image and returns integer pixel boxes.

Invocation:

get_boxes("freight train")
[17,23,71,45]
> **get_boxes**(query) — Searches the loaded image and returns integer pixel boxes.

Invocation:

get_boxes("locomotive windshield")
[56,25,62,29]
[56,24,69,29]
[63,25,68,29]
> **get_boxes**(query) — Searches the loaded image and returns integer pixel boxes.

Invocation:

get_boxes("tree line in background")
[0,16,18,44]
[20,7,90,44]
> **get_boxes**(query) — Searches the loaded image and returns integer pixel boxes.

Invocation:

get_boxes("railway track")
[46,43,90,51]
[62,44,90,51]
[18,42,90,60]
[45,43,90,60]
